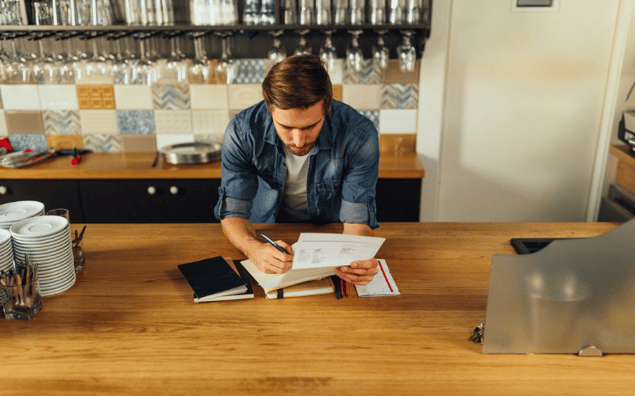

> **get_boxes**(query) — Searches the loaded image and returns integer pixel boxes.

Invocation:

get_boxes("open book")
[242,233,385,293]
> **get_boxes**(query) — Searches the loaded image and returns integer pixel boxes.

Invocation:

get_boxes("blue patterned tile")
[8,134,48,151]
[42,110,81,135]
[358,110,379,130]
[380,84,419,109]
[152,84,191,110]
[232,59,266,84]
[117,110,156,135]
[82,134,123,153]
[343,59,381,84]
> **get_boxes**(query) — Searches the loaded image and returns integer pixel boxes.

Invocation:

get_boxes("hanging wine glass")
[163,33,188,83]
[346,30,364,72]
[294,29,312,56]
[31,35,60,84]
[135,34,156,86]
[319,30,337,72]
[188,34,211,84]
[267,30,286,67]
[215,33,235,84]
[372,30,389,71]
[5,35,32,83]
[59,35,77,84]
[397,30,416,73]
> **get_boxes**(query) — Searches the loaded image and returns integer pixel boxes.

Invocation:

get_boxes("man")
[214,54,380,286]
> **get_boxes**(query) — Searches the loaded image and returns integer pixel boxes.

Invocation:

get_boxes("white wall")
[418,0,622,222]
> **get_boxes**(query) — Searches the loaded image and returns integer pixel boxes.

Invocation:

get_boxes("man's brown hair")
[262,54,333,115]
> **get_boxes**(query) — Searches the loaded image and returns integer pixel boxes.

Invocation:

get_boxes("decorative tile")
[380,84,419,109]
[114,85,153,110]
[343,59,381,84]
[192,110,229,136]
[381,59,420,84]
[1,85,40,110]
[46,134,84,150]
[358,110,380,130]
[156,134,195,150]
[232,59,266,84]
[152,84,191,110]
[0,110,7,136]
[7,134,48,151]
[342,84,381,110]
[117,110,156,135]
[79,110,118,135]
[121,135,157,153]
[190,85,229,110]
[378,109,418,134]
[0,89,3,109]
[77,85,116,110]
[42,110,81,135]
[154,110,192,134]
[5,111,44,134]
[39,85,79,110]
[228,84,263,110]
[82,134,123,153]
[332,85,343,102]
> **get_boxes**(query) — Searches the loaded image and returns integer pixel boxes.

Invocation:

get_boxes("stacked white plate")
[0,201,45,230]
[0,228,13,272]
[10,215,75,297]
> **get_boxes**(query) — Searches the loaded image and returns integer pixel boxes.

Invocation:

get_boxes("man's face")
[270,101,325,156]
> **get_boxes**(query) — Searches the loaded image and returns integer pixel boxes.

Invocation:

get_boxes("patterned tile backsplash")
[0,59,419,153]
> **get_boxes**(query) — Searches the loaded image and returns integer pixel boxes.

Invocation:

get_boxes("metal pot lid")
[159,142,222,165]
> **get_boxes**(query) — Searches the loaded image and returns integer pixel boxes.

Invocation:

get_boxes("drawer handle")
[170,186,179,195]
[0,186,6,195]
[147,186,156,195]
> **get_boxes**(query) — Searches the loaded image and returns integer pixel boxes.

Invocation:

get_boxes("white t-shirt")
[277,145,311,222]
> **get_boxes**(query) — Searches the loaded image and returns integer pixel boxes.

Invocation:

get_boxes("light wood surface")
[0,151,424,180]
[610,144,635,194]
[1,222,624,396]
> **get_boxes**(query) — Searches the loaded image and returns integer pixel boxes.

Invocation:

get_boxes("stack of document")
[242,233,385,294]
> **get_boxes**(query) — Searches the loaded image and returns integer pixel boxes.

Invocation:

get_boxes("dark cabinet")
[0,179,84,223]
[79,179,220,223]
[376,179,421,222]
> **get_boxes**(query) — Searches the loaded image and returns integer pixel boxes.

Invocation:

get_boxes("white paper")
[355,259,400,297]
[292,233,385,270]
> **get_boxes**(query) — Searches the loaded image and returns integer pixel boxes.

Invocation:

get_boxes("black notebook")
[178,256,254,302]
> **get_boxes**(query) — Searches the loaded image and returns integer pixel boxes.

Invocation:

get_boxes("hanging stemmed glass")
[32,35,59,84]
[215,33,235,84]
[188,33,211,84]
[319,30,337,72]
[110,33,130,84]
[86,33,113,84]
[397,30,416,72]
[5,35,32,83]
[294,29,312,56]
[163,32,188,84]
[267,30,286,67]
[346,29,364,72]
[372,30,389,71]
[59,34,77,84]
[135,33,156,86]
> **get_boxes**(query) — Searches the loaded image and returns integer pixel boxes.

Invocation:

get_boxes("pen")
[260,234,290,255]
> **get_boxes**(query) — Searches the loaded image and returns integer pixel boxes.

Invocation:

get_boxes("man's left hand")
[335,259,379,286]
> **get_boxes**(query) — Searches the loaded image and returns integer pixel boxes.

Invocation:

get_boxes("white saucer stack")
[0,228,13,272]
[10,215,76,297]
[0,201,45,230]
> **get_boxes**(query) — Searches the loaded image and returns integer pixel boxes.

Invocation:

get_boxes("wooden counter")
[0,151,424,180]
[1,221,629,396]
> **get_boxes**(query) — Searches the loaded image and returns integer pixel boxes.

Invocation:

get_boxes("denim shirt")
[214,100,379,229]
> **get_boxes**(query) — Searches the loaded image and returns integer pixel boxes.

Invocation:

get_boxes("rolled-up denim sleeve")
[214,119,258,221]
[340,126,380,229]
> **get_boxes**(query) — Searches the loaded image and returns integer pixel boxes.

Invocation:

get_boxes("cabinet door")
[163,179,220,223]
[0,179,84,222]
[80,180,168,223]
[376,179,421,222]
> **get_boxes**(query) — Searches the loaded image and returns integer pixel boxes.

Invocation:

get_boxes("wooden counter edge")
[0,151,425,180]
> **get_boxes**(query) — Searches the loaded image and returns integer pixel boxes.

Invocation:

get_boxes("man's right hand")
[249,240,294,274]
